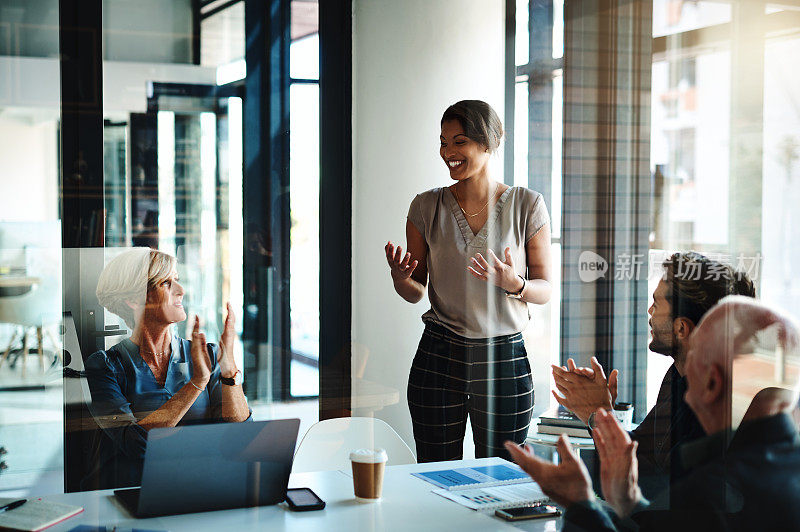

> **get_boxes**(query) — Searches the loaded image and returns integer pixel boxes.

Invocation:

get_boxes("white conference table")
[43,457,561,531]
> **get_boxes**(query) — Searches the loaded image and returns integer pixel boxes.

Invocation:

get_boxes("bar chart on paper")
[413,464,529,489]
[433,483,550,511]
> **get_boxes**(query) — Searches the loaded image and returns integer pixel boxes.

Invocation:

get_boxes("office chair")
[292,417,416,473]
[0,222,62,378]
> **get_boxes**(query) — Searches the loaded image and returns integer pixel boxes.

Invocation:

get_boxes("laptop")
[114,418,300,517]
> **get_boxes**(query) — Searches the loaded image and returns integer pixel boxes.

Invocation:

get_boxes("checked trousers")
[407,320,534,462]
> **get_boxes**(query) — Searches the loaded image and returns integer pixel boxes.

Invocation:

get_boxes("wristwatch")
[505,275,526,299]
[221,370,243,386]
[588,408,615,430]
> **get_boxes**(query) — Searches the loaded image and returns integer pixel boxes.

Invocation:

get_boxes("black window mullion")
[192,0,201,64]
[243,0,291,402]
[504,0,516,186]
[318,0,352,420]
[59,0,106,493]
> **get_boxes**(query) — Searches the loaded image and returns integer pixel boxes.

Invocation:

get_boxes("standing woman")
[385,100,552,461]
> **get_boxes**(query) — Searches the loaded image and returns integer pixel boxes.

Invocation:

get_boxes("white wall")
[351,0,506,451]
[0,115,58,222]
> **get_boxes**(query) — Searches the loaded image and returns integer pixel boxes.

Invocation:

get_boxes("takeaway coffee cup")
[350,448,388,502]
[613,402,634,430]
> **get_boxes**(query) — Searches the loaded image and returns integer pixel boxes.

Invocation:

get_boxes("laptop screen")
[136,418,300,516]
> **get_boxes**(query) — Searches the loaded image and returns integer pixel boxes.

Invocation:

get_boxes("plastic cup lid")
[349,448,388,463]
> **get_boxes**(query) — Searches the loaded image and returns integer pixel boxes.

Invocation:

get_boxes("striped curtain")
[560,0,652,420]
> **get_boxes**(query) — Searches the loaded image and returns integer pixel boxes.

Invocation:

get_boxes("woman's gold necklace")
[453,182,500,218]
[140,344,169,357]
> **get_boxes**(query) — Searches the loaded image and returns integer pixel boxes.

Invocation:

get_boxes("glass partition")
[0,0,322,495]
[0,0,63,495]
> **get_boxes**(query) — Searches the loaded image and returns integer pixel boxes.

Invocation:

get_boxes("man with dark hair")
[552,251,756,498]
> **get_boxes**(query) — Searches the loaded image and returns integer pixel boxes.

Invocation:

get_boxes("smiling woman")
[83,248,251,489]
[384,100,553,462]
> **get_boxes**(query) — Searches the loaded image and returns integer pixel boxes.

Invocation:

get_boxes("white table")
[42,458,561,531]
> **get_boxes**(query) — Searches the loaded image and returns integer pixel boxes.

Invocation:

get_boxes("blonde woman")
[84,248,249,488]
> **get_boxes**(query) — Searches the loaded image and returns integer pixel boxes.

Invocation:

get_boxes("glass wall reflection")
[0,0,322,495]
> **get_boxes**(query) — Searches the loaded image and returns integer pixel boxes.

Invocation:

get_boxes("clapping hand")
[189,315,211,390]
[551,357,618,423]
[564,358,620,399]
[468,247,523,293]
[218,302,239,379]
[504,437,594,508]
[385,241,419,281]
[592,409,642,518]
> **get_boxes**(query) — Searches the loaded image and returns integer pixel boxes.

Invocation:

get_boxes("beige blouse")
[407,186,549,338]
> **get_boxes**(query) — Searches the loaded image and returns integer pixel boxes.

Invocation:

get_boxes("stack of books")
[536,406,591,438]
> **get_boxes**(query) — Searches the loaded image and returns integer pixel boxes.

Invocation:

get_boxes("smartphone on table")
[285,487,326,511]
[495,505,561,521]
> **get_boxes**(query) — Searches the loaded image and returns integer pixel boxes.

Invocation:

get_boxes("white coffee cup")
[613,403,634,430]
[349,448,388,502]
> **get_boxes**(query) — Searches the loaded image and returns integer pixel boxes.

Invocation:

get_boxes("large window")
[289,0,320,398]
[514,0,652,417]
[648,0,735,405]
[513,0,800,417]
[650,0,800,409]
[511,0,565,417]
[199,0,323,402]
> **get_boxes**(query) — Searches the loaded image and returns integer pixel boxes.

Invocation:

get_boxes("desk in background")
[42,458,560,531]
[0,276,39,295]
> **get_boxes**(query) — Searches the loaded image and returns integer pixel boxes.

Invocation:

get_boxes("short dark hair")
[441,100,503,153]
[663,251,756,326]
